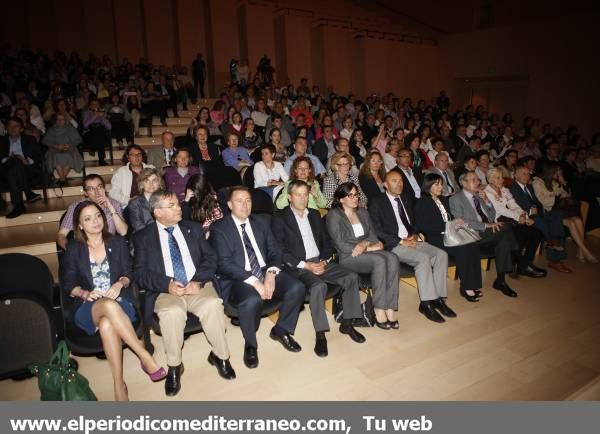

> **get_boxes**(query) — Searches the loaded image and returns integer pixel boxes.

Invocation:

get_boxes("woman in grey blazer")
[125,168,164,234]
[326,182,401,329]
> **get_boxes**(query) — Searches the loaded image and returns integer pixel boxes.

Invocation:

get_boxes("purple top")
[164,165,200,203]
[82,110,112,130]
[60,197,123,234]
[222,146,253,170]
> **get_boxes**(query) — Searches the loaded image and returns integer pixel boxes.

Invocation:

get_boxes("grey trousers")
[391,242,448,302]
[294,262,363,332]
[339,251,400,310]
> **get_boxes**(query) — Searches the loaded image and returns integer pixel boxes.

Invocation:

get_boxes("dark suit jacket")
[358,173,383,202]
[186,141,222,167]
[368,192,416,251]
[60,236,134,320]
[209,214,282,297]
[271,206,333,269]
[133,220,217,321]
[509,181,544,214]
[311,138,331,167]
[390,166,420,205]
[0,134,43,164]
[414,196,452,248]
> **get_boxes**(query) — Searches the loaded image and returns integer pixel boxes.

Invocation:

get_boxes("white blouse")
[352,223,365,238]
[432,197,450,223]
[484,184,524,222]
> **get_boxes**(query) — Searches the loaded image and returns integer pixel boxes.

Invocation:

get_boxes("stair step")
[0,196,81,228]
[0,221,58,251]
[139,125,188,136]
[152,116,192,126]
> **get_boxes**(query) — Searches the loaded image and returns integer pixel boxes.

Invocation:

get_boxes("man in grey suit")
[449,171,519,298]
[427,153,458,196]
[147,131,176,171]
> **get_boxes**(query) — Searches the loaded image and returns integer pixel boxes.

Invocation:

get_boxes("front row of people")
[62,168,556,400]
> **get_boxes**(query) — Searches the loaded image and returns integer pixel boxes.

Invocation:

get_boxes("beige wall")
[439,14,600,136]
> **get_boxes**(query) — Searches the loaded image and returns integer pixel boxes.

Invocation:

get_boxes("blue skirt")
[74,297,137,335]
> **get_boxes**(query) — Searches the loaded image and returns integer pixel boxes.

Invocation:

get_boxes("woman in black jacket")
[60,200,166,400]
[414,173,483,302]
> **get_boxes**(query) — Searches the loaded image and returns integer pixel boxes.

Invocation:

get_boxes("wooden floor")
[1,238,599,401]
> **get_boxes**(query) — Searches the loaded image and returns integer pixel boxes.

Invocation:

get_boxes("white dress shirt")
[231,215,279,285]
[400,167,421,199]
[386,192,409,239]
[156,222,197,283]
[292,208,320,268]
[484,185,524,222]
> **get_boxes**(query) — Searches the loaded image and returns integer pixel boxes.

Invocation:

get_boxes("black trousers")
[193,77,205,99]
[291,261,362,332]
[0,158,39,206]
[84,125,110,163]
[511,224,544,267]
[477,225,518,275]
[444,243,483,291]
[143,100,167,123]
[229,270,305,348]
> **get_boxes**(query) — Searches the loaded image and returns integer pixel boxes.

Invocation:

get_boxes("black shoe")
[530,264,547,275]
[269,329,302,352]
[98,160,109,166]
[339,322,366,343]
[375,319,391,329]
[419,302,446,323]
[474,289,483,298]
[460,288,479,303]
[26,193,41,203]
[493,279,518,298]
[387,320,399,329]
[518,264,546,278]
[164,364,184,397]
[243,346,258,369]
[207,352,236,380]
[434,299,457,318]
[314,334,328,358]
[6,205,26,219]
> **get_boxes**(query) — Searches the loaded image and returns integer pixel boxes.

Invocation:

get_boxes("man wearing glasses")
[56,174,128,250]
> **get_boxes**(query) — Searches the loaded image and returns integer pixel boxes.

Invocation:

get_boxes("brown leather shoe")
[547,262,572,274]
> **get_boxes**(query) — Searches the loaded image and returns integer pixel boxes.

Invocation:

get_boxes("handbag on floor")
[332,288,377,327]
[443,220,481,247]
[29,341,97,401]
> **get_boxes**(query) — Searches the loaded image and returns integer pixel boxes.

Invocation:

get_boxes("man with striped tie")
[210,186,306,369]
[133,190,235,397]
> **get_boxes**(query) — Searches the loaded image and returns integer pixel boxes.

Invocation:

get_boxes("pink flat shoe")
[141,362,167,382]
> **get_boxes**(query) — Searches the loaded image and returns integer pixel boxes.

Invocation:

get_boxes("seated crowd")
[1,49,600,401]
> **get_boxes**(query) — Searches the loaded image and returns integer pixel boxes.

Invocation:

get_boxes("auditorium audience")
[327,182,400,329]
[277,156,326,210]
[164,148,199,203]
[147,131,176,170]
[369,170,456,323]
[415,173,484,302]
[182,171,224,229]
[42,114,83,186]
[126,168,164,234]
[323,152,366,208]
[358,150,386,201]
[284,136,326,178]
[82,99,111,166]
[109,144,153,208]
[61,200,166,401]
[253,143,288,199]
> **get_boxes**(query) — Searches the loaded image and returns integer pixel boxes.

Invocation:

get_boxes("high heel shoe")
[387,320,399,329]
[460,288,479,303]
[141,362,167,382]
[375,319,391,329]
[474,289,483,298]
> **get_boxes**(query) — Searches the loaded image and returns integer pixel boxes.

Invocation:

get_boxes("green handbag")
[29,341,97,401]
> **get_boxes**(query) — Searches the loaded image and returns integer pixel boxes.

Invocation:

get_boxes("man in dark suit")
[510,164,570,273]
[209,186,306,369]
[271,180,365,357]
[450,171,519,297]
[391,149,421,206]
[0,117,42,218]
[427,152,458,196]
[311,125,336,168]
[133,190,235,397]
[369,171,456,323]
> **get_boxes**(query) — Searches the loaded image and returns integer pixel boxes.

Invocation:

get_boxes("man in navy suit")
[510,164,570,273]
[210,186,305,369]
[0,117,42,218]
[271,180,365,358]
[133,190,234,397]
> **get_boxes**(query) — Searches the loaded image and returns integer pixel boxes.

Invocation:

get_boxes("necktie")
[523,185,533,200]
[240,223,264,280]
[472,195,490,223]
[394,197,413,233]
[442,171,454,193]
[164,227,188,285]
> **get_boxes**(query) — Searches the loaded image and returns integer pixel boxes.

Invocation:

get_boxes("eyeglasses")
[85,185,105,192]
[337,162,350,167]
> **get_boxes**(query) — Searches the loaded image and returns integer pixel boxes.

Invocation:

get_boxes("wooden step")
[84,149,125,161]
[65,163,119,178]
[139,125,188,136]
[0,221,58,254]
[0,196,81,228]
[152,116,192,126]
